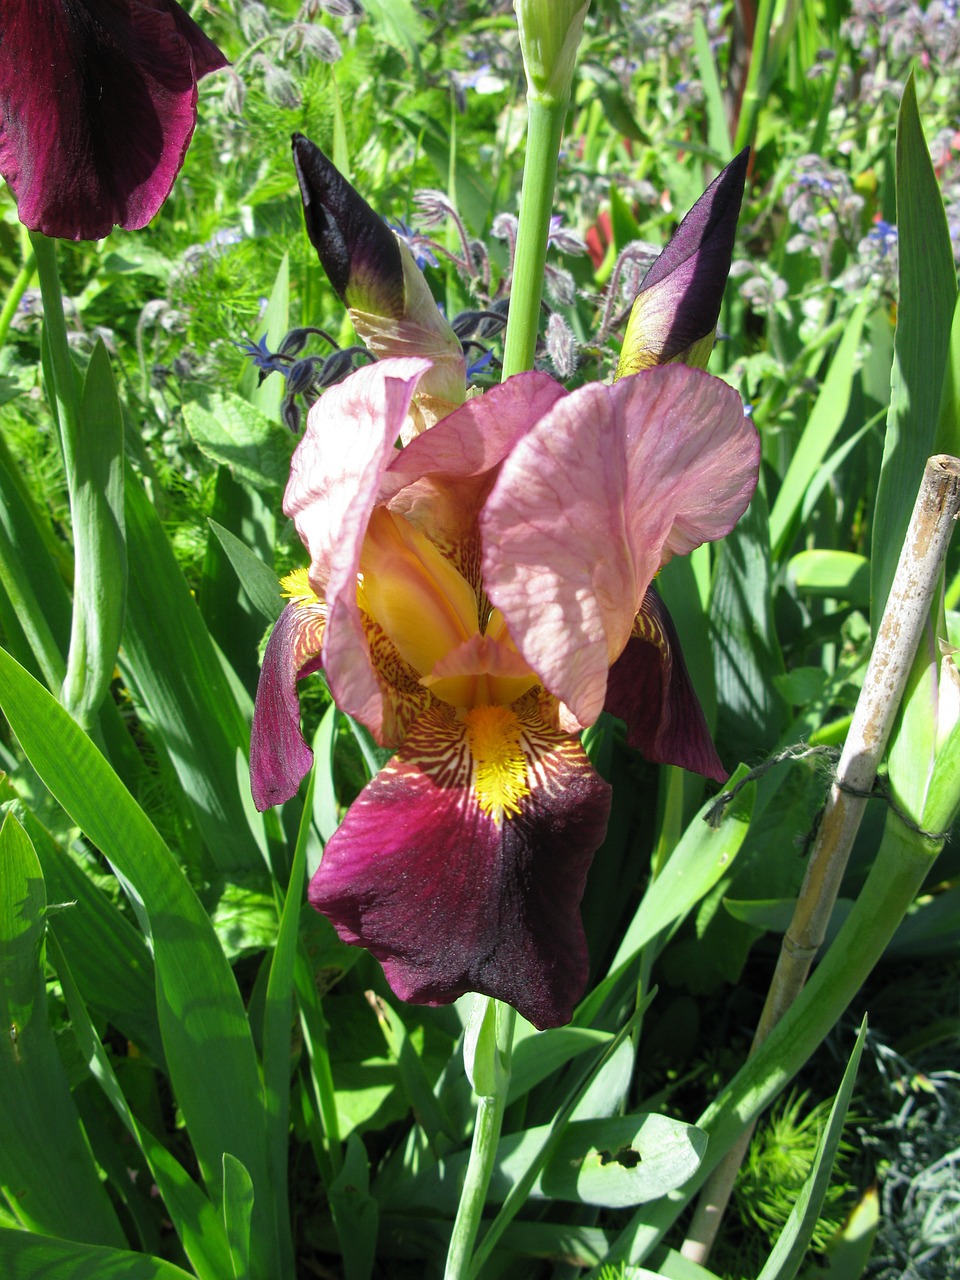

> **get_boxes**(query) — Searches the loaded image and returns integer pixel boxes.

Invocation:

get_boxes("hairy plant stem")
[443,1001,516,1280]
[501,94,567,381]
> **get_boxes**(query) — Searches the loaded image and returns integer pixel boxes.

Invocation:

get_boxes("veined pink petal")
[605,588,725,782]
[309,701,611,1028]
[250,600,325,811]
[482,364,758,729]
[0,0,226,240]
[379,371,566,581]
[284,358,430,738]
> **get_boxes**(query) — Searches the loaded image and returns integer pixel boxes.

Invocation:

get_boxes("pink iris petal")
[284,358,431,739]
[250,601,325,811]
[0,0,227,240]
[604,588,725,783]
[309,703,611,1029]
[482,364,759,729]
[379,371,566,577]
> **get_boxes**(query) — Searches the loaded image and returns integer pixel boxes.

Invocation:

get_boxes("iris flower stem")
[0,237,36,353]
[443,1001,516,1280]
[501,94,567,380]
[30,233,81,473]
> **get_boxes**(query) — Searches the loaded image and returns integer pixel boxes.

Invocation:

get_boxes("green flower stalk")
[502,1,591,378]
[617,149,749,378]
[292,134,465,434]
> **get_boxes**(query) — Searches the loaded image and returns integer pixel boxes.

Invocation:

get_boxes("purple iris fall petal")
[250,598,325,811]
[604,587,726,783]
[0,0,227,240]
[309,702,612,1029]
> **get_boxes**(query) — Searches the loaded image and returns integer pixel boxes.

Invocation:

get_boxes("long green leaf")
[47,931,233,1280]
[769,301,867,559]
[0,1230,196,1280]
[605,764,755,978]
[871,73,958,621]
[0,453,70,691]
[0,649,282,1278]
[7,795,163,1066]
[208,518,283,624]
[712,488,789,759]
[121,467,260,873]
[0,814,124,1246]
[61,337,126,730]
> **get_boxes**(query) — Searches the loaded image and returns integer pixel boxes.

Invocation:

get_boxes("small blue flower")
[386,218,440,271]
[235,334,291,380]
[466,348,494,380]
[867,219,898,257]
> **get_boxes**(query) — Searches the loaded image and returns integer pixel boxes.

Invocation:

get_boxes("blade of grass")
[755,1020,867,1280]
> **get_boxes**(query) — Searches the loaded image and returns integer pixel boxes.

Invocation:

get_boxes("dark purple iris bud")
[293,134,406,318]
[0,0,227,241]
[616,149,749,377]
[292,134,466,437]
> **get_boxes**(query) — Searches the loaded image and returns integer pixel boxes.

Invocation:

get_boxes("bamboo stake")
[681,454,960,1263]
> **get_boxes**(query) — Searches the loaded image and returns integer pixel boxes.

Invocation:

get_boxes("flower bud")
[514,0,590,105]
[292,134,465,431]
[616,148,749,378]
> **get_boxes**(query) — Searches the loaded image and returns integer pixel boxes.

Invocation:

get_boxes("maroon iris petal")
[604,586,726,783]
[309,705,612,1029]
[0,0,227,240]
[250,602,325,812]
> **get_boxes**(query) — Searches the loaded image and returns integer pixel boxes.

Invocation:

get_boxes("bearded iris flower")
[250,354,759,1028]
[0,0,227,240]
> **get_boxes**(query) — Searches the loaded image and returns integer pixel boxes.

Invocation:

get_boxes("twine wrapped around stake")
[682,453,960,1264]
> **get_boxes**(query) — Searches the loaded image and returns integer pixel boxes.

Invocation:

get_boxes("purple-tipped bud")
[293,133,405,317]
[616,149,749,378]
[292,134,466,433]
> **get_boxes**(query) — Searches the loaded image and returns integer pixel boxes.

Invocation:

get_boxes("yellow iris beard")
[280,567,319,608]
[463,705,530,822]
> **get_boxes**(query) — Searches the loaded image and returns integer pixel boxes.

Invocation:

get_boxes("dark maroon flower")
[0,0,227,240]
